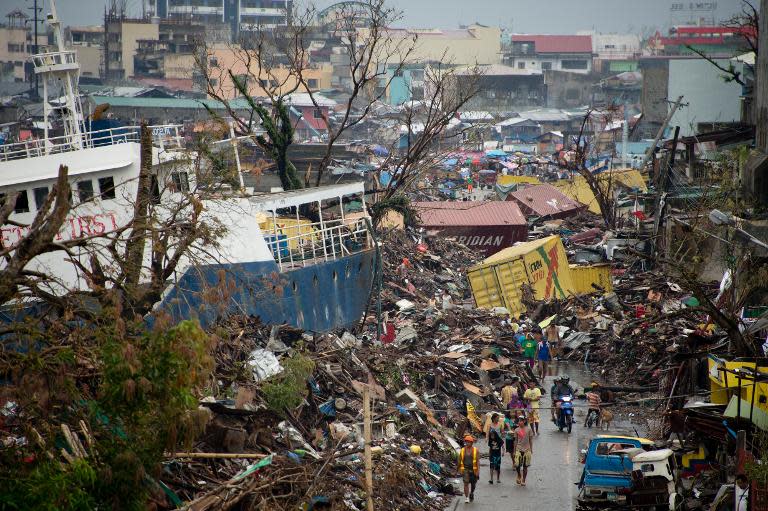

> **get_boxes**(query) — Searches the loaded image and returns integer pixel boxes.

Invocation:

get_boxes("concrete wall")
[164,53,195,79]
[74,45,102,78]
[668,58,742,136]
[544,70,594,108]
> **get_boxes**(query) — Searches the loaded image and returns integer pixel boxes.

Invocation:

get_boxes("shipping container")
[569,264,613,295]
[414,201,528,257]
[468,235,575,316]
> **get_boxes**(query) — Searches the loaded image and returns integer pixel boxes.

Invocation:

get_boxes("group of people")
[457,413,535,504]
[507,320,560,380]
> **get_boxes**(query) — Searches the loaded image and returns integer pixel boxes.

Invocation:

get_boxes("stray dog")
[600,409,614,431]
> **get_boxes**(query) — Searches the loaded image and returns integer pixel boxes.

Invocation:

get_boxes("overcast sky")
[4,0,749,35]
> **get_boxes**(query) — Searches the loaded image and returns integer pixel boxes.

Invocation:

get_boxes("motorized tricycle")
[577,436,683,510]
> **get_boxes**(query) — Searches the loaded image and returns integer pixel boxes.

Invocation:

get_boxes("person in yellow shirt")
[523,382,542,435]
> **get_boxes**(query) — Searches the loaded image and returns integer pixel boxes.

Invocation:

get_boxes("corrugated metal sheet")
[553,170,648,215]
[414,201,526,226]
[507,184,585,219]
[569,264,613,295]
[496,175,542,186]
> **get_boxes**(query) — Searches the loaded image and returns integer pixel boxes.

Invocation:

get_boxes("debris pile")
[158,229,539,510]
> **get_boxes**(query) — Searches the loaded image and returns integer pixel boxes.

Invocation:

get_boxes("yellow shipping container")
[468,235,575,317]
[569,264,613,295]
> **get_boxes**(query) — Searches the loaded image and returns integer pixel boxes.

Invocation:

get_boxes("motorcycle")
[557,395,574,433]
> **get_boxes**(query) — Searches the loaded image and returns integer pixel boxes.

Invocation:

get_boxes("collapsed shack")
[157,229,541,510]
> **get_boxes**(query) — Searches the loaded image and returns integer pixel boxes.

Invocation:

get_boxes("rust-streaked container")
[468,235,575,317]
[569,264,613,295]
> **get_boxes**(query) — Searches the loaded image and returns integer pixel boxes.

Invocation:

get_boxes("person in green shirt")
[521,333,537,369]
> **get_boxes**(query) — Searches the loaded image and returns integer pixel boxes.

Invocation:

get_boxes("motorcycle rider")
[552,375,575,425]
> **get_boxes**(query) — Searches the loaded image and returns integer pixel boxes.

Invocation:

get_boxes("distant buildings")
[504,35,594,75]
[143,0,290,39]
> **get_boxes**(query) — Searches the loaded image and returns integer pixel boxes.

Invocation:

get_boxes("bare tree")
[294,0,418,186]
[684,0,758,87]
[558,107,622,229]
[374,62,481,201]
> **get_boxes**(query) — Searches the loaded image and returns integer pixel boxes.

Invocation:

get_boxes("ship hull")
[158,248,376,332]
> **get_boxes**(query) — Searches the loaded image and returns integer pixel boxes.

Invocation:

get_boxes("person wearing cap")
[513,415,534,486]
[458,435,480,503]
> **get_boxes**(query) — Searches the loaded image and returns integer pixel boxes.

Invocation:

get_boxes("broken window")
[98,176,116,200]
[33,186,49,210]
[14,190,29,213]
[77,181,94,203]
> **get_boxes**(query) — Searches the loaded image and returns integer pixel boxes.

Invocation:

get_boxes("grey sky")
[3,0,749,34]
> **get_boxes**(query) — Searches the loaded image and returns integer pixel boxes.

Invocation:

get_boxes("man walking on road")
[513,416,534,486]
[458,435,480,503]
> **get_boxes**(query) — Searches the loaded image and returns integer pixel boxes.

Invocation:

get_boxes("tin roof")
[507,183,584,218]
[414,201,526,227]
[511,34,593,54]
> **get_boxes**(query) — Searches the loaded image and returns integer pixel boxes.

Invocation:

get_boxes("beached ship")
[0,1,374,332]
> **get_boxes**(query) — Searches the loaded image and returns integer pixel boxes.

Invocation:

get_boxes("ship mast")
[32,0,83,152]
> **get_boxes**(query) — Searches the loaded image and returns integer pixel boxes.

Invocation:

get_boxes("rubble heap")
[158,229,538,510]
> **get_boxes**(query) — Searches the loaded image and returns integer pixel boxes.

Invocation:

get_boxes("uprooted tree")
[0,125,230,509]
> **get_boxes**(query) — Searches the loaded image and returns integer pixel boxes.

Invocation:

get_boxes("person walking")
[523,382,542,435]
[545,322,560,359]
[458,435,480,503]
[501,378,518,408]
[486,413,504,484]
[521,330,537,370]
[513,416,534,486]
[504,411,516,464]
[534,328,552,380]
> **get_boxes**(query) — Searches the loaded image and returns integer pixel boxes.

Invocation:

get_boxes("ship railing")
[265,217,371,271]
[0,124,184,162]
[31,50,78,72]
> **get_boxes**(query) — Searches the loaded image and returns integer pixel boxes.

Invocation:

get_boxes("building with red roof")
[413,201,528,257]
[504,34,594,75]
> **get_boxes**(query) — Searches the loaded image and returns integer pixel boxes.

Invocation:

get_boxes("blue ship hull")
[158,248,376,332]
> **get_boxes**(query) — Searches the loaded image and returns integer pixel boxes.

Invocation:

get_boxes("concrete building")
[579,31,641,74]
[504,35,593,75]
[639,56,744,137]
[66,26,103,79]
[144,0,290,40]
[647,25,755,57]
[454,64,545,113]
[104,16,160,81]
[0,10,32,82]
[199,44,332,99]
[382,25,501,66]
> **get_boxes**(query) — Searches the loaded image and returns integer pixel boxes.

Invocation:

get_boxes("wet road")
[447,362,645,511]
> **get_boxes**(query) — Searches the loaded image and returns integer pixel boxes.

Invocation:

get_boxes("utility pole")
[363,385,374,511]
[27,0,42,99]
